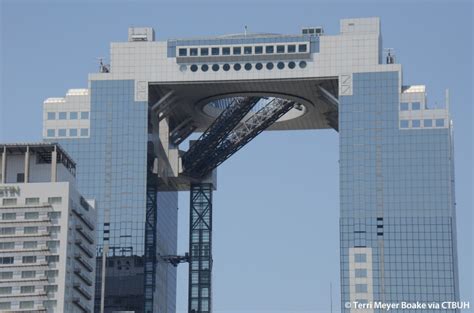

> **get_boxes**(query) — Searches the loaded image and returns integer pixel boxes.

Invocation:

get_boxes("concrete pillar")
[51,146,57,183]
[24,146,30,183]
[1,147,6,184]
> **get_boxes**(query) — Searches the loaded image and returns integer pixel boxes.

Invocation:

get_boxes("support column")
[188,183,212,313]
[1,147,6,183]
[24,146,30,183]
[51,146,57,183]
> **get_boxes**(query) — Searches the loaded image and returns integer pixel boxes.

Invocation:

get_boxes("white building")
[0,143,96,313]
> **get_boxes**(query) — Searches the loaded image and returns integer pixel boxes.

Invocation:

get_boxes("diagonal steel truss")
[185,98,295,178]
[181,96,260,175]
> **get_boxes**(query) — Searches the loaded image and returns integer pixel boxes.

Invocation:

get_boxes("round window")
[234,63,241,71]
[266,62,274,70]
[299,61,307,69]
[223,64,230,71]
[212,64,219,72]
[190,64,198,72]
[244,63,252,71]
[288,61,296,69]
[201,64,209,72]
[179,65,187,72]
[255,63,263,70]
[277,62,285,69]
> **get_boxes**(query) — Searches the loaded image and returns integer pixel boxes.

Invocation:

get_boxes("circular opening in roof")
[202,96,307,123]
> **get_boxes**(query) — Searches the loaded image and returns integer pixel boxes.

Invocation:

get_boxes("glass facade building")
[41,17,460,313]
[339,72,459,312]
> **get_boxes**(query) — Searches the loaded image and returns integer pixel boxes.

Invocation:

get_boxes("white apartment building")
[0,143,96,313]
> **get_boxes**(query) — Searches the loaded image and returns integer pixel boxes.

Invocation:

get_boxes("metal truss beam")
[187,98,295,178]
[189,183,213,313]
[317,85,339,131]
[182,96,260,174]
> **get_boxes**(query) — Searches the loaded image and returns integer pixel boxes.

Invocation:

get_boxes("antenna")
[384,48,395,64]
[244,25,248,37]
[330,282,333,313]
[97,57,110,73]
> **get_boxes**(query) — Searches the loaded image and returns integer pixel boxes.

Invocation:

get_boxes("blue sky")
[1,1,472,312]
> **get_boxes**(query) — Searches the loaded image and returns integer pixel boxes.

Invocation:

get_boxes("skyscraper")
[42,18,459,312]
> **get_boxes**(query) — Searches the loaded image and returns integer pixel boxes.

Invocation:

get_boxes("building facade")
[42,17,459,313]
[0,143,96,313]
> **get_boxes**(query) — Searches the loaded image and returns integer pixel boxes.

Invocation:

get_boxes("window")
[48,197,62,204]
[233,63,241,71]
[47,112,56,120]
[255,63,263,70]
[298,44,307,52]
[69,129,78,136]
[0,287,12,295]
[22,256,37,264]
[16,173,25,182]
[265,46,274,54]
[44,285,58,293]
[423,119,432,127]
[244,46,252,54]
[0,272,13,279]
[400,120,409,128]
[244,63,252,71]
[21,286,35,294]
[47,129,55,137]
[355,284,368,293]
[19,301,34,309]
[58,129,66,137]
[201,64,209,72]
[0,227,15,235]
[288,61,296,69]
[0,242,14,250]
[46,255,59,263]
[48,212,61,219]
[233,47,241,55]
[0,257,14,264]
[2,198,17,205]
[288,45,296,53]
[276,45,285,53]
[80,128,89,136]
[80,112,89,120]
[299,60,307,68]
[0,302,11,310]
[178,48,187,56]
[69,112,78,119]
[2,213,16,220]
[266,62,274,70]
[43,300,57,308]
[435,119,445,127]
[277,62,285,69]
[47,226,60,233]
[411,102,421,110]
[58,112,67,120]
[190,48,198,56]
[25,212,39,220]
[24,226,38,234]
[255,46,263,54]
[400,102,409,111]
[46,241,59,249]
[211,47,219,55]
[23,241,37,249]
[200,48,209,56]
[412,119,421,128]
[45,270,58,277]
[22,271,36,278]
[222,47,231,55]
[354,253,367,263]
[212,64,219,72]
[25,197,39,205]
[355,268,367,278]
[190,64,198,72]
[223,63,230,71]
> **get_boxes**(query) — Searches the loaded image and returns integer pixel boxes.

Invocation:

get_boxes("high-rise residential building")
[42,17,459,313]
[0,143,96,313]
